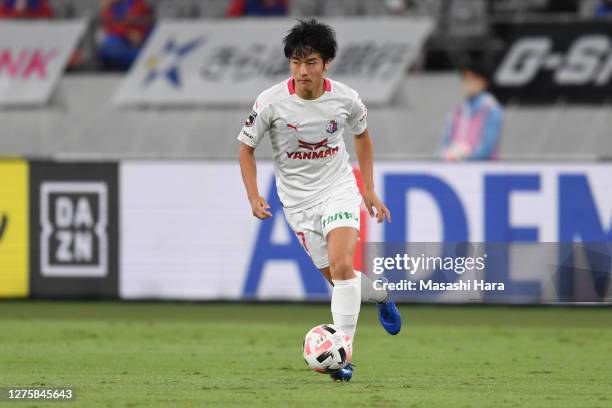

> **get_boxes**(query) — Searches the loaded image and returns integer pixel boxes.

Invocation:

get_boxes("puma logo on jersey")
[286,123,299,132]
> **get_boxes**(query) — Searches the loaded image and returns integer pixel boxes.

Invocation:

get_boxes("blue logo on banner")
[384,173,541,300]
[143,36,205,88]
[242,170,612,302]
[558,174,612,299]
[384,174,468,298]
[483,174,541,300]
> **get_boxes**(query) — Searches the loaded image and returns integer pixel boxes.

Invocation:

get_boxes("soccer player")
[237,19,401,381]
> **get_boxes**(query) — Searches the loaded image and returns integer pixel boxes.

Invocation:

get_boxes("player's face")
[290,52,329,94]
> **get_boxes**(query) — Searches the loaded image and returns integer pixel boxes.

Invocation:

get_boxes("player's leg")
[358,271,388,302]
[318,266,332,285]
[325,227,360,382]
[320,187,401,337]
[326,228,402,333]
[285,211,356,380]
[327,226,361,340]
[318,266,388,303]
[321,267,401,336]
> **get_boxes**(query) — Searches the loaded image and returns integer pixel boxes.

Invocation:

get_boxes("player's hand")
[363,189,391,224]
[250,196,272,219]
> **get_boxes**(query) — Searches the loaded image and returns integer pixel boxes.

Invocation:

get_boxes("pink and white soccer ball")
[302,324,352,374]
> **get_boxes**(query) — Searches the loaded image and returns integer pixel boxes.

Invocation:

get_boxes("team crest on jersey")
[245,111,257,127]
[326,119,338,134]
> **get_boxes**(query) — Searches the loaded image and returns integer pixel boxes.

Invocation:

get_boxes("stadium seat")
[445,0,488,37]
[156,0,196,18]
[50,0,100,18]
[322,0,366,16]
[579,0,600,17]
[197,0,230,18]
[155,0,227,18]
[289,0,323,16]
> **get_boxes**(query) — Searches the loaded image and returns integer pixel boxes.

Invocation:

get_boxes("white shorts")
[283,187,362,269]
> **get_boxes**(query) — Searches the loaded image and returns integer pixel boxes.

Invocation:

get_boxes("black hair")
[463,62,491,82]
[457,53,494,81]
[283,18,337,62]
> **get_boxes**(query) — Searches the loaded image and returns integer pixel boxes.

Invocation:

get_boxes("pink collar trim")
[287,78,332,95]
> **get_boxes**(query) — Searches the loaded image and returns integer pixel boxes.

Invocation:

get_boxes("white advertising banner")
[120,161,325,300]
[0,21,86,106]
[120,161,612,302]
[113,18,434,106]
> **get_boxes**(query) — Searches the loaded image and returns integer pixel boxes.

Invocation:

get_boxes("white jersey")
[237,77,368,212]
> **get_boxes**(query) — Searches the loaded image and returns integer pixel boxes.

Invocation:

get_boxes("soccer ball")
[302,324,352,374]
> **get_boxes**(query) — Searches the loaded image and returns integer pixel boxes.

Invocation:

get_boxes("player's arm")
[239,143,272,219]
[354,128,391,224]
[237,98,272,219]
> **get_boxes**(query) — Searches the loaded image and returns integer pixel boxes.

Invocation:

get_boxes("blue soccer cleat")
[377,289,402,335]
[330,363,354,382]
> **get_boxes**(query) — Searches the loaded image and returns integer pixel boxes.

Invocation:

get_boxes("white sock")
[357,270,388,303]
[331,275,361,340]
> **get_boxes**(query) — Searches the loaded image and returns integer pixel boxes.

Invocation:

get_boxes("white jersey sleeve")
[237,98,271,148]
[347,95,368,135]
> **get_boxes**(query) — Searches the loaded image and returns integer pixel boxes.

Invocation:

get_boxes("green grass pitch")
[1,302,611,407]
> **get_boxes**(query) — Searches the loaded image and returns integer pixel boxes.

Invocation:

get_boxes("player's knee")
[329,257,354,280]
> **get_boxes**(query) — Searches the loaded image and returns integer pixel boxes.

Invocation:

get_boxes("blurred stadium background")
[1,0,612,406]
